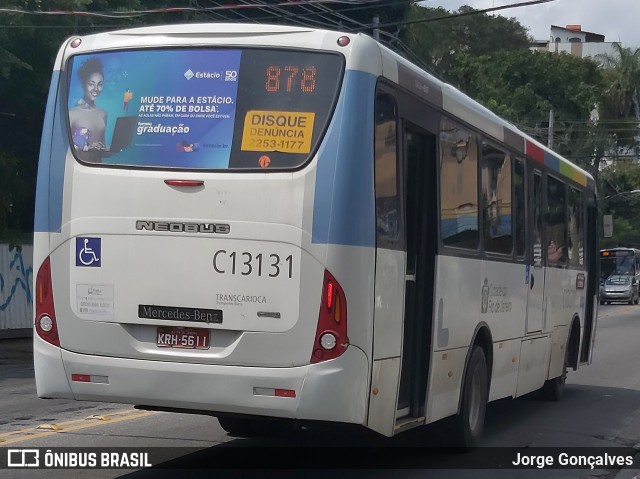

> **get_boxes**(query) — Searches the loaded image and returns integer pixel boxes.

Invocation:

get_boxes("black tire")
[217,416,293,437]
[217,416,258,436]
[542,340,569,401]
[455,346,489,450]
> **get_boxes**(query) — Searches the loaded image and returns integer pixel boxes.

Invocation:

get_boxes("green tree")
[597,44,640,121]
[399,4,611,172]
[595,43,640,155]
[401,4,530,76]
[0,0,136,240]
[0,152,33,241]
[445,50,605,171]
[598,162,640,247]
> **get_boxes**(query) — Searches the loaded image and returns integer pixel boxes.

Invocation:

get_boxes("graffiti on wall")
[0,245,33,329]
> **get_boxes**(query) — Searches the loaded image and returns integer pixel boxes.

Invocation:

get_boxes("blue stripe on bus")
[35,71,66,233]
[312,70,376,247]
[544,150,560,172]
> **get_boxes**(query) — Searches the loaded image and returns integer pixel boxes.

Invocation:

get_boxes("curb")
[0,338,33,361]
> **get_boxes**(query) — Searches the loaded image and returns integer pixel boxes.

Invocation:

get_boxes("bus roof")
[61,22,595,192]
[377,41,595,192]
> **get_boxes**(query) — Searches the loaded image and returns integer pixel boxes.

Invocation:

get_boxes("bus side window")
[481,143,512,255]
[567,187,584,267]
[513,158,526,258]
[439,119,479,250]
[374,92,400,249]
[546,176,567,265]
[532,172,543,266]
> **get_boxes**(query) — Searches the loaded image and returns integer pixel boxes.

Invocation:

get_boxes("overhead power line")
[0,0,556,32]
[369,0,558,30]
[0,0,375,19]
[0,0,408,29]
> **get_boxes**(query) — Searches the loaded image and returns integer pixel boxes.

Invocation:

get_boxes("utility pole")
[372,16,380,41]
[548,109,554,149]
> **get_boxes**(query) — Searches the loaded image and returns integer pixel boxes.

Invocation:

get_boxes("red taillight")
[35,257,60,347]
[311,270,348,364]
[326,281,334,309]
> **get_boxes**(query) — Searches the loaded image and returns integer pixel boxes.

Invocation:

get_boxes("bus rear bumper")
[37,345,369,425]
[34,334,74,399]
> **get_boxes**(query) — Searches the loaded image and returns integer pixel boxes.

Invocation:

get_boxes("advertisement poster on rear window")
[67,49,241,168]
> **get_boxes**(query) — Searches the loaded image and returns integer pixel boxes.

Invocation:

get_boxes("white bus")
[600,247,640,279]
[599,247,640,304]
[33,23,599,448]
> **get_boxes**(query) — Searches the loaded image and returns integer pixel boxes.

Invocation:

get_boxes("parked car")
[600,275,639,305]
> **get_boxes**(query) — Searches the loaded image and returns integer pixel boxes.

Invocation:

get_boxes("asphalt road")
[2,304,640,478]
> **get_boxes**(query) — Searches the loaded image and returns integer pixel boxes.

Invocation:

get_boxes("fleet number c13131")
[213,250,293,278]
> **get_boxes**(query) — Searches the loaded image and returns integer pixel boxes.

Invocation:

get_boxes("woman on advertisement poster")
[69,57,108,152]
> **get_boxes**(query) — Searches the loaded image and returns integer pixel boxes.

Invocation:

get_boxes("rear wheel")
[217,416,259,436]
[542,364,566,401]
[455,346,489,450]
[542,336,570,401]
[217,416,293,437]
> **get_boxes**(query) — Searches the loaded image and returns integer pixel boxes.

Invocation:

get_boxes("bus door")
[526,170,545,333]
[369,89,437,436]
[397,122,437,421]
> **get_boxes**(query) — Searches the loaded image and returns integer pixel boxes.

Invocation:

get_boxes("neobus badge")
[136,220,230,234]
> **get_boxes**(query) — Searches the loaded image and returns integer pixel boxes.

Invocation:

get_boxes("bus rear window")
[66,48,344,170]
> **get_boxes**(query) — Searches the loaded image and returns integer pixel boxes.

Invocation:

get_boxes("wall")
[530,41,619,60]
[550,42,617,59]
[0,243,33,334]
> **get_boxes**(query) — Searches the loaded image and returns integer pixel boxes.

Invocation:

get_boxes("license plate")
[157,327,210,350]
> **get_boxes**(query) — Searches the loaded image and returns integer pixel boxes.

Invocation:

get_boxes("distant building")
[530,26,639,168]
[530,25,618,60]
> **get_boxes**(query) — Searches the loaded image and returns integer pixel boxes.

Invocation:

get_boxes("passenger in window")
[548,240,564,263]
[69,57,108,151]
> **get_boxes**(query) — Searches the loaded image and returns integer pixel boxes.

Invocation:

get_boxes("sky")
[422,0,640,47]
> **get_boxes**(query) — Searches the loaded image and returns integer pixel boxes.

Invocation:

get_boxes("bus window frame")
[545,173,569,269]
[62,45,346,174]
[530,167,546,269]
[437,117,481,255]
[479,138,514,259]
[374,84,404,252]
[513,156,528,262]
[526,165,590,272]
[378,79,594,269]
[567,185,586,269]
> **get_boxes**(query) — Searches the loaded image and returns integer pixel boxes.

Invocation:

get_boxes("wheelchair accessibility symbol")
[76,237,101,267]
